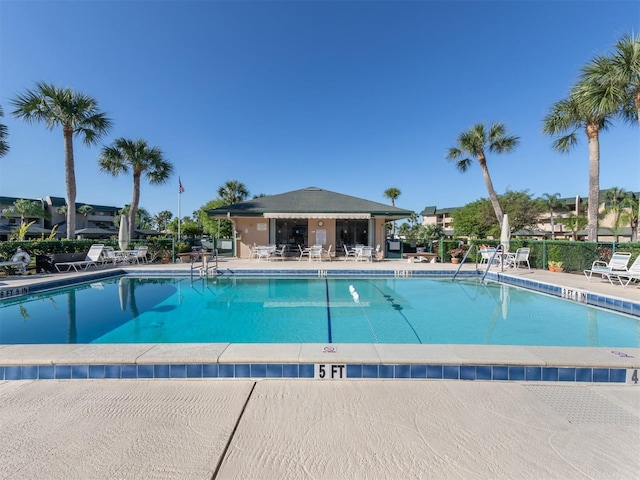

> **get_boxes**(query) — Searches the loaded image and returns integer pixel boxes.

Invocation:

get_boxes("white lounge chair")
[615,256,640,288]
[0,249,31,274]
[583,251,632,284]
[55,244,105,272]
[505,247,530,269]
[127,246,149,264]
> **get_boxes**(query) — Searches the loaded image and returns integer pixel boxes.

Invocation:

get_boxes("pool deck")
[1,258,638,479]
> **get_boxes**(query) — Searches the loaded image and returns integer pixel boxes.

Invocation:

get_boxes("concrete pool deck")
[0,258,639,479]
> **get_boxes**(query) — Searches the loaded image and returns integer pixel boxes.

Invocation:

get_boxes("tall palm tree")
[543,91,612,242]
[577,33,639,240]
[99,138,173,241]
[11,82,112,239]
[383,187,401,207]
[540,193,566,240]
[383,187,401,236]
[0,105,9,158]
[153,210,173,232]
[217,180,249,204]
[447,123,519,228]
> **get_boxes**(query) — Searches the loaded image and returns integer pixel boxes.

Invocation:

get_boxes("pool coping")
[1,265,639,383]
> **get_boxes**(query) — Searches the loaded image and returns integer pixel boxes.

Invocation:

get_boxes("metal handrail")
[190,249,218,281]
[452,243,506,282]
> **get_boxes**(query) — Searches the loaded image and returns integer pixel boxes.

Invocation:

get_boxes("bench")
[402,252,438,263]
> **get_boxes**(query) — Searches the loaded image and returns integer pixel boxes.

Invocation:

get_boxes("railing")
[452,243,506,283]
[190,249,218,281]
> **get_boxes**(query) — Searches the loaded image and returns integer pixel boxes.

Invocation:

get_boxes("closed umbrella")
[500,214,510,253]
[118,216,129,251]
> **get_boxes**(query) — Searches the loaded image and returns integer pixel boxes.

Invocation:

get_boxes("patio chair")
[128,246,149,264]
[322,244,332,261]
[614,255,640,288]
[505,247,530,270]
[584,251,632,284]
[271,245,287,261]
[256,246,272,261]
[55,244,105,272]
[298,244,311,261]
[102,247,124,266]
[343,245,356,261]
[355,246,373,262]
[309,245,323,261]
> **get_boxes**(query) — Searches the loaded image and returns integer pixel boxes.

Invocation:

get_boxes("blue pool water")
[0,276,637,346]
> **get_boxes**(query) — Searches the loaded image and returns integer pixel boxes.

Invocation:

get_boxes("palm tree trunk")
[63,127,77,240]
[129,172,141,242]
[586,123,600,242]
[478,158,504,228]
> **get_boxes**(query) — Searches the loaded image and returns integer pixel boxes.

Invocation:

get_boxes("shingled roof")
[206,187,413,220]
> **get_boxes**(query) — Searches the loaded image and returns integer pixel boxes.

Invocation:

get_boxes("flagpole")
[178,178,182,242]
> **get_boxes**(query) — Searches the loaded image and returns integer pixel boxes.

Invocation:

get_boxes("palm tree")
[153,210,173,232]
[601,187,629,243]
[2,198,50,225]
[383,187,401,236]
[383,187,401,207]
[99,138,173,242]
[620,194,639,242]
[0,105,9,158]
[217,180,249,204]
[560,213,588,241]
[446,123,520,228]
[543,92,612,242]
[11,82,112,239]
[540,193,566,240]
[577,33,640,241]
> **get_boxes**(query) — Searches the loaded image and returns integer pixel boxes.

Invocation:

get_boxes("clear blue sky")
[1,0,638,222]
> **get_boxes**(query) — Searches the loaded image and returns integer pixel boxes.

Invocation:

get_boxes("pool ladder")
[452,243,506,283]
[190,249,218,280]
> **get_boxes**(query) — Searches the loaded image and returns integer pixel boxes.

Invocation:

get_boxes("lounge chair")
[583,251,632,284]
[505,247,530,269]
[0,249,31,274]
[55,244,105,272]
[614,256,640,288]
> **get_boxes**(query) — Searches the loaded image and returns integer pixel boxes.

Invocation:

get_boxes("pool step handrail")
[452,243,505,282]
[190,249,218,281]
[452,243,478,281]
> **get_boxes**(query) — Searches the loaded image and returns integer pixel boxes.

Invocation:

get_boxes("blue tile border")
[0,362,633,383]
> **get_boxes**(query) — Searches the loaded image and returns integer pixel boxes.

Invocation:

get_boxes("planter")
[548,265,563,272]
[161,257,171,264]
[451,258,460,264]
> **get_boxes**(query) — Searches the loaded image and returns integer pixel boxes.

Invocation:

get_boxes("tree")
[578,33,640,241]
[117,204,153,232]
[153,210,173,232]
[217,180,249,205]
[2,198,50,225]
[11,82,112,239]
[450,198,496,238]
[99,138,173,242]
[502,190,545,233]
[446,123,520,228]
[383,187,401,207]
[620,194,639,242]
[540,193,567,240]
[601,187,629,242]
[0,105,8,158]
[559,213,588,241]
[199,199,233,237]
[543,92,612,242]
[577,33,639,126]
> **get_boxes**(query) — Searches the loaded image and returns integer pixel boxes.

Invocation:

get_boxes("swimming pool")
[1,276,637,347]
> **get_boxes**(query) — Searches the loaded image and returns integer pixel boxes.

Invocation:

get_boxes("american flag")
[179,178,185,194]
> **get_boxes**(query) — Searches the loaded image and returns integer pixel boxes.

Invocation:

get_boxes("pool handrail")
[452,243,506,282]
